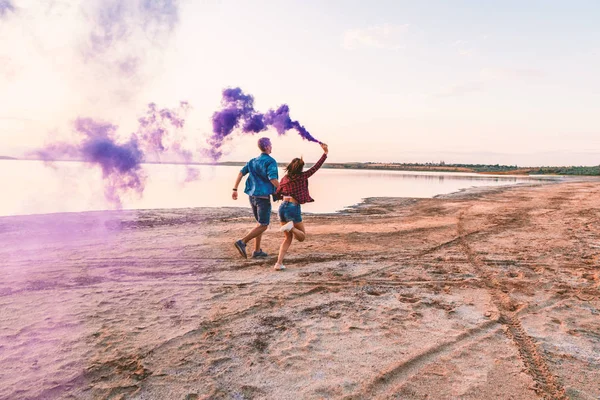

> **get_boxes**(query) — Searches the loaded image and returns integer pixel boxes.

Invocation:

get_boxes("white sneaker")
[280,221,294,232]
[274,263,286,271]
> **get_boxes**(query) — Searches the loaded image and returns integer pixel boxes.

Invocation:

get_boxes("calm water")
[0,160,553,217]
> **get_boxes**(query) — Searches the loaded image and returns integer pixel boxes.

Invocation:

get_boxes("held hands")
[319,142,329,154]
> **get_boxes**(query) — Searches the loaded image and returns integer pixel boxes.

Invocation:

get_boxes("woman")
[273,142,328,271]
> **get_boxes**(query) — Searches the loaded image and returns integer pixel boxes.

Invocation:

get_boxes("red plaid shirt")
[275,153,327,204]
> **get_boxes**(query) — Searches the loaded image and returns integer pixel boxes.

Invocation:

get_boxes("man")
[232,137,279,258]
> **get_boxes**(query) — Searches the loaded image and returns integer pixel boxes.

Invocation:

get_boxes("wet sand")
[1,180,599,399]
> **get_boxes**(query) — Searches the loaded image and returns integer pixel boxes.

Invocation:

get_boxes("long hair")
[285,157,305,178]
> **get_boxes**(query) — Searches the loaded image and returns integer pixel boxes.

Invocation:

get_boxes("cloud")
[480,68,544,80]
[343,24,410,50]
[435,67,544,98]
[436,81,485,98]
[0,116,37,122]
[451,39,475,57]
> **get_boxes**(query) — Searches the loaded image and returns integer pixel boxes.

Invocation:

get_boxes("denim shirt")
[241,153,278,197]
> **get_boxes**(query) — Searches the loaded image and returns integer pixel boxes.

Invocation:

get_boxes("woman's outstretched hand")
[320,142,329,154]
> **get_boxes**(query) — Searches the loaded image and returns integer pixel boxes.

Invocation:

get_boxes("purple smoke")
[118,57,140,77]
[36,119,146,208]
[136,101,189,154]
[83,0,180,77]
[88,1,130,54]
[264,105,317,142]
[139,0,179,35]
[88,0,179,52]
[79,121,146,206]
[134,102,199,183]
[209,87,321,161]
[243,114,267,133]
[38,118,145,208]
[0,0,15,17]
[174,146,200,182]
[37,101,194,208]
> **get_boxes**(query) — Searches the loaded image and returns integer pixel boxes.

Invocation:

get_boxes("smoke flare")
[209,87,320,161]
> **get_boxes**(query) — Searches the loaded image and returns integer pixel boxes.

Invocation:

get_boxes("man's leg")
[236,224,267,259]
[235,197,271,258]
[242,224,268,245]
[254,232,263,253]
[247,197,271,253]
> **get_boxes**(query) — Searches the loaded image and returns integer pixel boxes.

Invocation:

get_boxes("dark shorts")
[249,196,271,225]
[278,201,302,223]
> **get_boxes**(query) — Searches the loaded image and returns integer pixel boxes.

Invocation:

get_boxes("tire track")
[457,207,567,400]
[343,319,502,399]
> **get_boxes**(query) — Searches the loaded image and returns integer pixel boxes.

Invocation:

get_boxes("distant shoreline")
[2,157,598,176]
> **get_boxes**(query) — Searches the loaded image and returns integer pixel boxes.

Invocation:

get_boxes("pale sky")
[1,0,599,166]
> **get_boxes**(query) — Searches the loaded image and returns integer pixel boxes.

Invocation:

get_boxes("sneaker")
[274,262,286,271]
[234,240,247,259]
[279,221,294,232]
[252,249,268,258]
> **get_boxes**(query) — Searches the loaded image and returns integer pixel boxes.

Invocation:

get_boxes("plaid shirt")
[275,153,327,204]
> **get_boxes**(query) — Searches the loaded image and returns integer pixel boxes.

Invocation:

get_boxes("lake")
[0,160,555,217]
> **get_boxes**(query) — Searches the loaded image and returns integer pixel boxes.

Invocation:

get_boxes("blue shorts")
[278,201,302,223]
[249,196,271,225]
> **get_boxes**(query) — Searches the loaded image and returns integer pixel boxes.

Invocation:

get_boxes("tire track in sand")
[456,207,567,400]
[343,319,502,399]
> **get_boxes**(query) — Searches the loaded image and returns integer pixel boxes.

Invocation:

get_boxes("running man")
[232,137,279,259]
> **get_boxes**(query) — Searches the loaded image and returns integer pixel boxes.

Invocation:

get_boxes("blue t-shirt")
[241,153,278,197]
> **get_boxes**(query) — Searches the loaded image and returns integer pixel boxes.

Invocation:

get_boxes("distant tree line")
[527,166,600,175]
[322,162,600,176]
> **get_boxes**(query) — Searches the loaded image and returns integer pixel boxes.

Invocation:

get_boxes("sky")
[1,0,599,166]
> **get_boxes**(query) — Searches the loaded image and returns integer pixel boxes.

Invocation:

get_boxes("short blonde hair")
[258,137,271,152]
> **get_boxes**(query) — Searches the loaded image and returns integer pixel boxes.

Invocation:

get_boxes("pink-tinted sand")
[1,181,599,399]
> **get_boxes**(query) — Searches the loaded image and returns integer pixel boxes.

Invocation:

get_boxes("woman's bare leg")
[291,221,306,242]
[277,229,294,264]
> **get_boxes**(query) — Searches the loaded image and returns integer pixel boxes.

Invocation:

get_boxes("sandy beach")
[1,180,599,400]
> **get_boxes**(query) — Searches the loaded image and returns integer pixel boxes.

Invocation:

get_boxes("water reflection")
[0,160,554,217]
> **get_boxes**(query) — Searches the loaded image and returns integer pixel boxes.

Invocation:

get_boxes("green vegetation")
[329,162,521,173]
[527,166,600,176]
